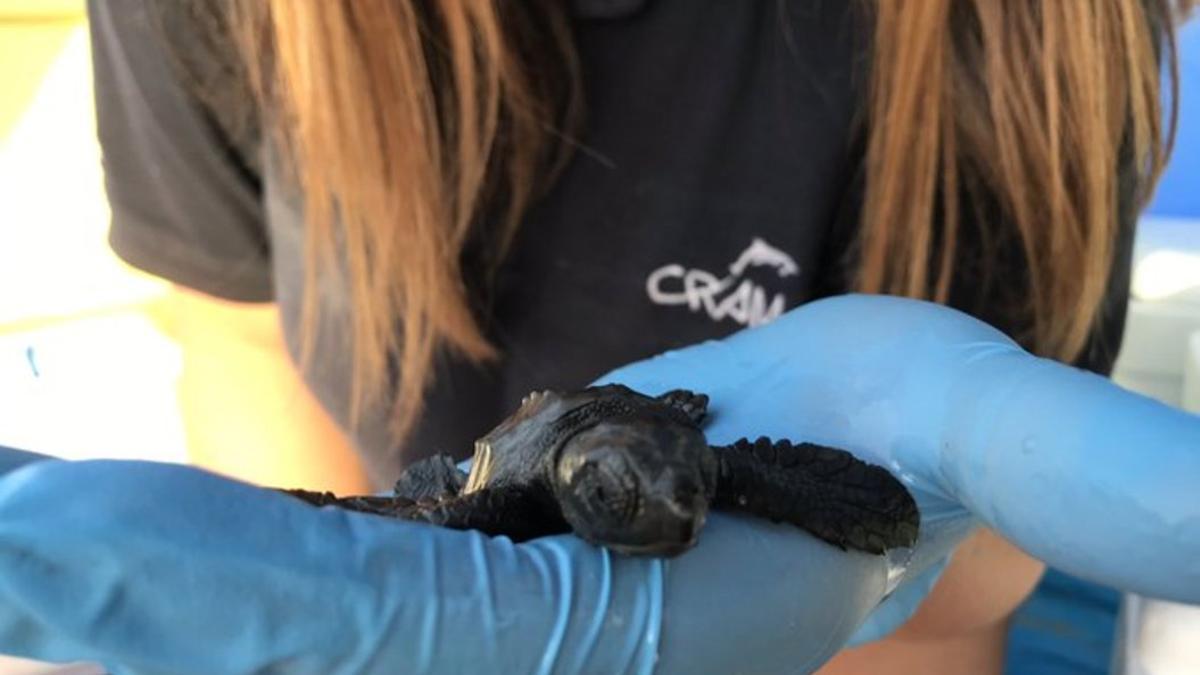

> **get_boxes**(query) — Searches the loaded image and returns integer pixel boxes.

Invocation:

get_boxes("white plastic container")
[1111,217,1200,405]
[1183,331,1200,411]
[1110,217,1200,675]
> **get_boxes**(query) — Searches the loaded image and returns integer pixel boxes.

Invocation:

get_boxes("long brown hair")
[226,1,580,436]
[861,1,1192,360]
[220,1,1192,443]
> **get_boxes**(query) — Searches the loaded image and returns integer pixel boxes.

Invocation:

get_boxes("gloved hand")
[0,295,1197,675]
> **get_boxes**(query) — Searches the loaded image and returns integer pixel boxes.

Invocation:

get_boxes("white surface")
[1112,217,1200,405]
[1129,218,1200,303]
[0,26,165,327]
[1120,596,1200,675]
[1183,332,1200,411]
[0,313,186,463]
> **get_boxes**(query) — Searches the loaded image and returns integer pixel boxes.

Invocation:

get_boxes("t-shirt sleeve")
[88,0,273,302]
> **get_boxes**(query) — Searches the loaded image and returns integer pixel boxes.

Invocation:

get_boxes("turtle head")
[555,415,716,556]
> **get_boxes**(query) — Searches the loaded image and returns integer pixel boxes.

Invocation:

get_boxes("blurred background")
[1,3,177,671]
[0,2,1196,674]
[0,0,185,470]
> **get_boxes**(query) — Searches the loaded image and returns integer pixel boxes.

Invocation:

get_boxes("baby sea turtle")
[281,384,919,557]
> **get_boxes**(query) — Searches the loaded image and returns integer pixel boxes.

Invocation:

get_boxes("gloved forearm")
[1,295,1196,674]
[0,445,53,476]
[938,349,1200,601]
[0,459,896,674]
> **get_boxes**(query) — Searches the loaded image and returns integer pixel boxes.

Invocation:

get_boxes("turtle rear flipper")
[279,485,568,541]
[397,486,571,542]
[712,438,919,554]
[278,489,414,516]
[393,454,468,501]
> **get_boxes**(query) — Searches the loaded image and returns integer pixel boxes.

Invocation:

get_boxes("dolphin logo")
[728,237,800,278]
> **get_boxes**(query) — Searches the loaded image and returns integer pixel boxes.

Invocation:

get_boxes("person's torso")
[262,0,866,485]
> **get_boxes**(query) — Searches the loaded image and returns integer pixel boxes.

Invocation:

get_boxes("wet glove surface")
[1,295,1196,675]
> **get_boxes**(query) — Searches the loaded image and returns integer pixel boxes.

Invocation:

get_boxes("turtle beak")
[647,473,707,545]
[653,473,705,514]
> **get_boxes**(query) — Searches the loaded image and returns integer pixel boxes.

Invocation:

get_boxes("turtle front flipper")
[398,485,572,543]
[392,454,468,501]
[655,389,709,425]
[711,438,919,554]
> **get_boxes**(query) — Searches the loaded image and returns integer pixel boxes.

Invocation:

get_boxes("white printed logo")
[646,238,799,327]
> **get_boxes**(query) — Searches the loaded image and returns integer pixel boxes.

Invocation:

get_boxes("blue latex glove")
[0,445,52,476]
[1,295,1197,675]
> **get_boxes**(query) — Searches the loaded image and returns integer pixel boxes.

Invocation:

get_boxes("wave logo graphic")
[645,238,800,327]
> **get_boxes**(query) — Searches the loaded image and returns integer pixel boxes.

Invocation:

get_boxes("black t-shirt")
[88,0,1135,487]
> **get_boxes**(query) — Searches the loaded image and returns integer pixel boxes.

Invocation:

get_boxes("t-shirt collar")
[570,0,650,19]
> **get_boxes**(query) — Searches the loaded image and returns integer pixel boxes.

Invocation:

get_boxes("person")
[0,1,1196,673]
[3,298,1199,675]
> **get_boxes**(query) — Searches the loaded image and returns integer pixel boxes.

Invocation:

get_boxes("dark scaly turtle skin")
[281,384,920,557]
